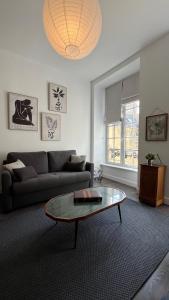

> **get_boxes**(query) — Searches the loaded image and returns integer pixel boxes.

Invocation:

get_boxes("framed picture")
[8,92,38,131]
[48,82,67,113]
[146,113,168,141]
[41,112,61,141]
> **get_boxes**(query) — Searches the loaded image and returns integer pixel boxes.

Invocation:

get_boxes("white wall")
[139,33,169,202]
[93,34,169,196]
[93,86,105,167]
[0,50,90,187]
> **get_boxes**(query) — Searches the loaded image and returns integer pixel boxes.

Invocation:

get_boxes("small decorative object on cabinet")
[139,164,166,207]
[145,153,156,166]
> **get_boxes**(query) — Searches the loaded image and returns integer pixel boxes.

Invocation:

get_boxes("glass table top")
[45,187,126,222]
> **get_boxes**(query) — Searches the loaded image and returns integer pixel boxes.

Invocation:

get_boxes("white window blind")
[105,81,122,123]
[121,73,139,101]
[105,72,139,123]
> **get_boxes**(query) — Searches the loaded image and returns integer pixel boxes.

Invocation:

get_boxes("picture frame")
[8,92,38,131]
[48,82,67,113]
[146,113,168,141]
[41,112,61,141]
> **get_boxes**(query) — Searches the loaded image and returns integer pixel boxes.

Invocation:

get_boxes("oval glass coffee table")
[45,187,126,248]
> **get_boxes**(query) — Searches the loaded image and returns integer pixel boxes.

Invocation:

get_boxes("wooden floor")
[95,178,169,300]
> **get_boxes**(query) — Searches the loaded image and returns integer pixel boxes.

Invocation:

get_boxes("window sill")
[101,163,138,173]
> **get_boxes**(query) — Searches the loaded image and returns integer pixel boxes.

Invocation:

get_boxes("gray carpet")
[1,199,169,300]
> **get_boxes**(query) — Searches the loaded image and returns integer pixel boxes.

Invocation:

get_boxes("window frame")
[106,121,122,166]
[106,99,139,170]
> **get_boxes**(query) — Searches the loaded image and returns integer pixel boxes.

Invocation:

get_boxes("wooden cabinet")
[139,164,166,207]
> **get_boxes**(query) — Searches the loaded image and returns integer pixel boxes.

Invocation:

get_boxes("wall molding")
[91,52,140,86]
[103,173,137,188]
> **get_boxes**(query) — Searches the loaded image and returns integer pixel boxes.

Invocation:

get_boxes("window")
[106,100,139,169]
[107,122,121,164]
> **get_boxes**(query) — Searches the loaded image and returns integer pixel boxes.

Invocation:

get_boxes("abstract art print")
[41,113,61,141]
[146,113,168,141]
[8,92,38,131]
[48,82,67,113]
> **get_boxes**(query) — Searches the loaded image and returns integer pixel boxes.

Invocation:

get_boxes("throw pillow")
[71,155,86,170]
[63,161,85,172]
[71,154,86,163]
[3,159,25,173]
[13,166,37,181]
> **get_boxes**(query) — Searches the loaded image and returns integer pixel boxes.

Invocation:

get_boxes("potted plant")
[145,153,156,166]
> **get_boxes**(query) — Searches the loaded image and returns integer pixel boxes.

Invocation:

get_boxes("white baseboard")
[103,173,137,188]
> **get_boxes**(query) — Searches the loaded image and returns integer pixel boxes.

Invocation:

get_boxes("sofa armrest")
[85,162,94,187]
[1,170,13,212]
[2,170,12,193]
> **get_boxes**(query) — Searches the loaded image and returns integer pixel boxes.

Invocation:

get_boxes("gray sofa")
[2,150,94,212]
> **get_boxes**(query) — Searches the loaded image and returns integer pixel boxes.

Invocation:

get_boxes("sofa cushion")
[13,166,38,181]
[7,152,48,174]
[71,154,86,163]
[48,150,76,172]
[63,161,85,172]
[3,159,26,181]
[12,171,91,195]
[3,159,25,173]
[71,155,86,170]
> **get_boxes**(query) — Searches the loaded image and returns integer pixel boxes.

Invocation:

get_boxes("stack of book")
[74,189,102,203]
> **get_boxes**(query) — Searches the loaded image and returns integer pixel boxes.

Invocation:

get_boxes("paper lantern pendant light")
[43,0,102,60]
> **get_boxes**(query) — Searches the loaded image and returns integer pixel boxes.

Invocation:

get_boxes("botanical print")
[41,113,61,141]
[8,93,38,131]
[48,82,67,113]
[146,113,168,141]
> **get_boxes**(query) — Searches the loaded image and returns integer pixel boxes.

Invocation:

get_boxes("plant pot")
[148,160,153,166]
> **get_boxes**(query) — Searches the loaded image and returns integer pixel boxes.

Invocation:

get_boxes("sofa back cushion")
[48,150,76,172]
[7,152,48,174]
[13,166,38,181]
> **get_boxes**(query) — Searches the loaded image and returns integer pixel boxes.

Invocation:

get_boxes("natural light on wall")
[43,0,102,60]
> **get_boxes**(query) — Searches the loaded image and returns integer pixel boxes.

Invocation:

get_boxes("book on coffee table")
[74,189,102,203]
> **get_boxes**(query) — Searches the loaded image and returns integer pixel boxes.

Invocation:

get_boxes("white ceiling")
[0,0,169,81]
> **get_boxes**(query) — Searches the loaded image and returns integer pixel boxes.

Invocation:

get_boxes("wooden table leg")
[118,204,122,223]
[74,220,79,249]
